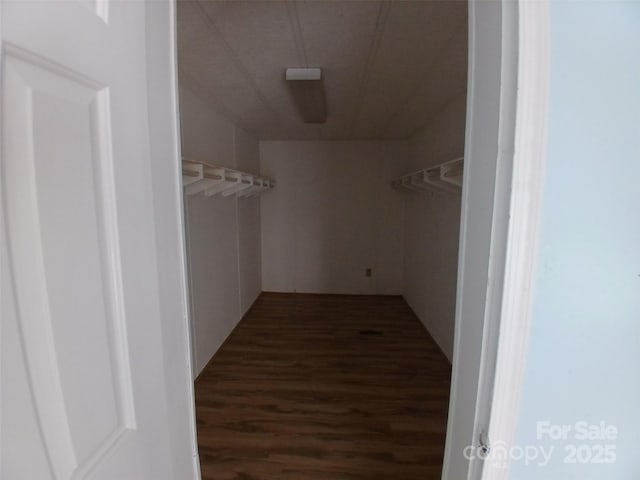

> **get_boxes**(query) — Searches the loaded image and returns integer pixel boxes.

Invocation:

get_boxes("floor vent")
[359,330,383,335]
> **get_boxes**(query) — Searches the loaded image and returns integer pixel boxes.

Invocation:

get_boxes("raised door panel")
[3,50,134,479]
[1,0,197,478]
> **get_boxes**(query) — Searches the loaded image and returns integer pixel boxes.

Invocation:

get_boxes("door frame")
[154,0,551,477]
[442,0,550,479]
[140,2,202,472]
[144,0,201,477]
[160,0,552,477]
[479,1,550,478]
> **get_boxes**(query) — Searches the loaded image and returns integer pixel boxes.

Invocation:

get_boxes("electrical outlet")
[365,268,372,277]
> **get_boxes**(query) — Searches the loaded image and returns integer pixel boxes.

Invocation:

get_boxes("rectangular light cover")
[285,68,322,81]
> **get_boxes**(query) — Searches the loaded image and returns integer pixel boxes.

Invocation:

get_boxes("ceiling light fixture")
[285,67,326,124]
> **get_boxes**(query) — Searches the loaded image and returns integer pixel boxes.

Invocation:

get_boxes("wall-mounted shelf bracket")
[238,178,264,197]
[222,174,254,197]
[182,162,203,186]
[186,166,226,195]
[392,157,463,195]
[440,157,464,187]
[181,158,275,198]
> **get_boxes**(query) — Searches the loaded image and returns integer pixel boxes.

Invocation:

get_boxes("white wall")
[403,95,466,360]
[260,141,407,295]
[235,127,263,313]
[180,86,262,376]
[511,2,640,478]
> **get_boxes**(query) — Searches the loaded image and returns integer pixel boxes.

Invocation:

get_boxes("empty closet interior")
[177,0,467,479]
[177,0,467,475]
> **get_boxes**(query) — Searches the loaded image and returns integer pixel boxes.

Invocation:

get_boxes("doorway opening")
[176,1,468,478]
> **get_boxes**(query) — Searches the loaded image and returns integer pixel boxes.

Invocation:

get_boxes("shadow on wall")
[402,94,467,361]
[403,189,461,360]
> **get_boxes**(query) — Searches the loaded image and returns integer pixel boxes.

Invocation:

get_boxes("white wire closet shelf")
[182,158,275,198]
[392,157,463,194]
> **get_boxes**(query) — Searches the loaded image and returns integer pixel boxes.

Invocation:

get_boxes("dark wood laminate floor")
[195,293,452,480]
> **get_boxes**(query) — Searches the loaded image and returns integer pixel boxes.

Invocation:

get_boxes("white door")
[1,1,198,479]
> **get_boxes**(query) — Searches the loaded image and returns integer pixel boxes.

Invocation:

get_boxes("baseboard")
[261,290,403,297]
